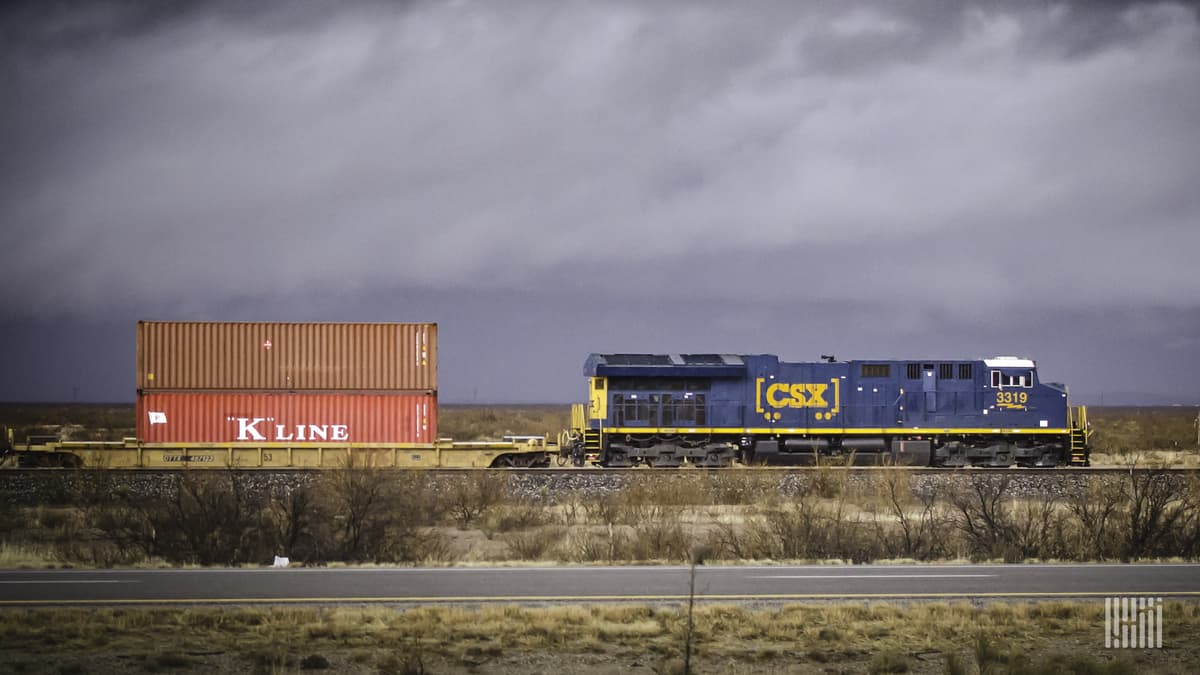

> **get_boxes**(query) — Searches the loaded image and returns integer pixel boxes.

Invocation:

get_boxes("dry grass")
[1089,450,1200,469]
[0,601,1197,674]
[0,404,134,443]
[6,469,1200,568]
[437,404,571,441]
[1088,406,1199,456]
[0,543,57,569]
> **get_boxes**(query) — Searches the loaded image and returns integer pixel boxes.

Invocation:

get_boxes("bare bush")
[950,475,1018,561]
[615,475,700,525]
[948,475,1076,562]
[557,492,585,526]
[446,472,507,528]
[564,525,628,563]
[707,486,878,562]
[809,460,851,499]
[263,486,325,562]
[1009,496,1069,560]
[705,520,760,561]
[1123,467,1190,560]
[868,470,949,560]
[1175,472,1200,558]
[503,526,566,560]
[741,495,830,560]
[82,500,156,566]
[583,493,627,527]
[321,468,395,562]
[313,469,450,563]
[1065,475,1126,560]
[482,500,553,534]
[629,518,692,562]
[144,472,270,565]
[827,492,876,563]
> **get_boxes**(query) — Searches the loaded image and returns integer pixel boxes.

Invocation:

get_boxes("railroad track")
[0,465,1194,478]
[2,465,1193,508]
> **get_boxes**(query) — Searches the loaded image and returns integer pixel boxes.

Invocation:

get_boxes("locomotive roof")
[585,353,745,377]
[585,353,1039,377]
[984,357,1036,368]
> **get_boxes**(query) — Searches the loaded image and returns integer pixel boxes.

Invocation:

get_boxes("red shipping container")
[137,392,437,444]
[137,322,437,391]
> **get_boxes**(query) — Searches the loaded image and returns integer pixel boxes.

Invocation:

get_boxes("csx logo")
[755,377,842,421]
[764,383,829,408]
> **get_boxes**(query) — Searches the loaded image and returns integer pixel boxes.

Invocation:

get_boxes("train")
[3,353,1092,470]
[0,322,1090,469]
[565,353,1090,468]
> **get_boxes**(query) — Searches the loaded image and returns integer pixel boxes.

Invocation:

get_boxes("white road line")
[748,574,995,579]
[0,580,134,584]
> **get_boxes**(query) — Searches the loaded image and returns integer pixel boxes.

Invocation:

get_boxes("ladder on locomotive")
[570,402,603,460]
[1069,406,1090,466]
[583,430,602,455]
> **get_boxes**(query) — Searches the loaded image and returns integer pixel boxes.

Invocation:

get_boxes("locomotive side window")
[620,397,655,425]
[990,370,1032,388]
[664,394,706,426]
[611,394,662,425]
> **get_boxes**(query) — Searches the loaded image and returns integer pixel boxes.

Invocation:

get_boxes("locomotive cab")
[580,354,745,467]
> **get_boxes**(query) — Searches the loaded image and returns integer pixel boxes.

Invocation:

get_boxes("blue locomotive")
[572,354,1090,467]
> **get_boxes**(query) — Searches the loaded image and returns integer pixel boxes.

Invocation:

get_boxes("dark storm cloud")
[1,1,1198,401]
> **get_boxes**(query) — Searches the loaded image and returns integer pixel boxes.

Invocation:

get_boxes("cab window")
[990,370,1032,388]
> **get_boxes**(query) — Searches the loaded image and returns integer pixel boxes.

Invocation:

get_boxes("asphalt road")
[2,564,1199,606]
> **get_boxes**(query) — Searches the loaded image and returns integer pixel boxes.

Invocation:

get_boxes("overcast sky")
[2,0,1199,404]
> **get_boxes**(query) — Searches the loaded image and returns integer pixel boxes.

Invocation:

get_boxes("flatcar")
[566,354,1089,468]
[0,428,554,469]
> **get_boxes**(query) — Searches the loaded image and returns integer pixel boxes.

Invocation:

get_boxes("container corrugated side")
[137,322,437,391]
[136,392,437,444]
